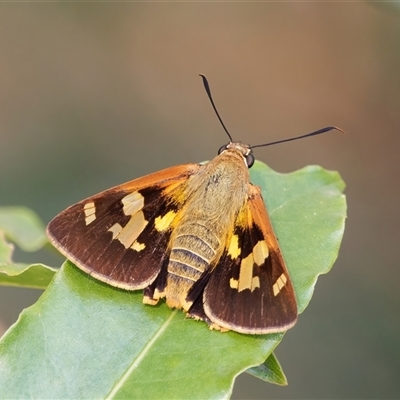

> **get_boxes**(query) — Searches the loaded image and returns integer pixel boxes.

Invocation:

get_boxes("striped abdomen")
[165,219,224,310]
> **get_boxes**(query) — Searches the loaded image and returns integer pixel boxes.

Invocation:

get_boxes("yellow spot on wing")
[131,241,146,252]
[122,192,144,216]
[84,202,95,211]
[231,275,260,291]
[238,253,253,292]
[252,276,260,290]
[230,278,238,289]
[253,240,269,265]
[108,212,148,248]
[155,210,176,232]
[85,215,96,225]
[153,288,166,301]
[235,240,266,292]
[108,223,122,239]
[273,273,288,296]
[228,234,241,259]
[143,296,158,305]
[83,202,96,225]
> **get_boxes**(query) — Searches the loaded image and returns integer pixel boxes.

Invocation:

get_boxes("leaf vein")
[106,310,178,399]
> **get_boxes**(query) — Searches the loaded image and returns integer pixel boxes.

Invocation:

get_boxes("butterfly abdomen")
[164,220,221,309]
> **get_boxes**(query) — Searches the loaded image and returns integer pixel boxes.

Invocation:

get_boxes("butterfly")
[47,75,340,334]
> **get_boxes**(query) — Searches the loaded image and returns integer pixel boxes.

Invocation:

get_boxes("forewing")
[203,184,298,334]
[47,164,201,290]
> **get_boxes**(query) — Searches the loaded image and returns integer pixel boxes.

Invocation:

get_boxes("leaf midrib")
[106,309,178,399]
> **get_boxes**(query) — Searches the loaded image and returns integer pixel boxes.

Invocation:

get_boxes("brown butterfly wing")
[202,184,298,334]
[47,164,200,289]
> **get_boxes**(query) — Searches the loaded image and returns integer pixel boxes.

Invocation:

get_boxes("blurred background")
[1,3,399,398]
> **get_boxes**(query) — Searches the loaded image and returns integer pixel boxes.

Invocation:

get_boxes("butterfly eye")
[246,153,255,168]
[218,144,228,155]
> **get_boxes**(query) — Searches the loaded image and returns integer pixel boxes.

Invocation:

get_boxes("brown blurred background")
[1,3,399,399]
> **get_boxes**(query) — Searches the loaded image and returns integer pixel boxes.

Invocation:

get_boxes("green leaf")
[0,261,57,289]
[0,161,346,398]
[0,206,47,252]
[246,352,288,386]
[0,261,284,399]
[0,231,57,289]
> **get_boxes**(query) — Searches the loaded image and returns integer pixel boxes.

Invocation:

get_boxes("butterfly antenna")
[251,126,345,149]
[200,74,233,142]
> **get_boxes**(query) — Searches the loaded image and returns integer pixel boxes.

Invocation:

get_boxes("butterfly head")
[217,142,255,168]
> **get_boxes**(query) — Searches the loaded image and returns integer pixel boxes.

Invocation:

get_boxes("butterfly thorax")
[159,146,251,311]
